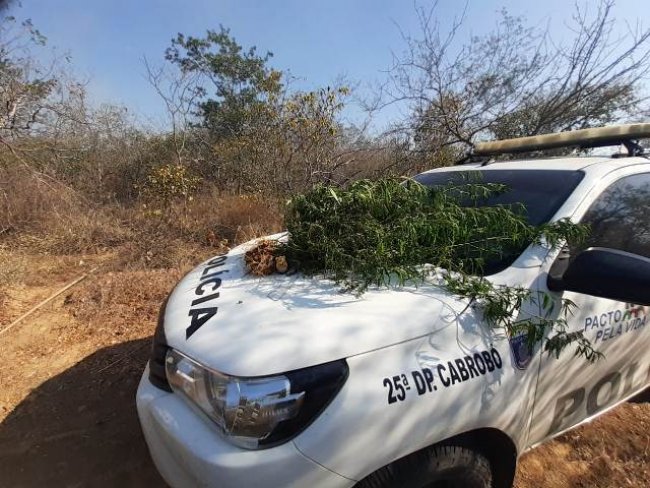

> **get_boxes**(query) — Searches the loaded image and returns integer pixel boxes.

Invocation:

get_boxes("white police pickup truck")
[137,124,650,488]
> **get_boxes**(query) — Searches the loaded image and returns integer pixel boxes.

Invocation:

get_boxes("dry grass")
[109,193,282,270]
[163,190,284,245]
[1,168,132,254]
[0,173,284,342]
[515,401,649,487]
[61,268,186,344]
[14,209,132,254]
[0,249,26,286]
[0,248,26,316]
[1,169,284,271]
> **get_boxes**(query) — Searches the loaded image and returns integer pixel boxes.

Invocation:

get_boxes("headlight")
[165,349,348,449]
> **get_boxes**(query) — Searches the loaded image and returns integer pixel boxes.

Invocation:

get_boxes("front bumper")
[136,365,353,488]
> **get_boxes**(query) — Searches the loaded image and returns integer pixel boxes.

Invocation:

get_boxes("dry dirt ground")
[0,254,648,488]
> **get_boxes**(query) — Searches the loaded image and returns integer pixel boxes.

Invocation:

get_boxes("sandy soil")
[0,254,647,487]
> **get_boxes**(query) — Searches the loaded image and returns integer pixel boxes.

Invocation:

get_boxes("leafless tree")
[143,56,201,165]
[382,0,650,161]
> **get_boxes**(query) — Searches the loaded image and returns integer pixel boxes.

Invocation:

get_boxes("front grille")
[149,296,172,391]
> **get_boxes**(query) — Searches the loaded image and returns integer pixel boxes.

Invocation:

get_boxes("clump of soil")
[244,240,288,276]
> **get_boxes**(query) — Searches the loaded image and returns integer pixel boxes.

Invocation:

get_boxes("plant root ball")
[244,240,288,275]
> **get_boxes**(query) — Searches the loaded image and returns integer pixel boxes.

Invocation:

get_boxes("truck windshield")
[413,169,585,274]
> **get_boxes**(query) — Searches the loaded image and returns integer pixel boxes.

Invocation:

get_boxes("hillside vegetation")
[2,1,650,269]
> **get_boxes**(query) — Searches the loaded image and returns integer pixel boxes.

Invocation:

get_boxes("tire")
[629,387,650,403]
[355,444,493,488]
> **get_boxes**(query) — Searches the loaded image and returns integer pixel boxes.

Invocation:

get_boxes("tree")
[0,15,54,153]
[144,56,201,165]
[212,85,350,194]
[384,0,650,161]
[165,26,282,139]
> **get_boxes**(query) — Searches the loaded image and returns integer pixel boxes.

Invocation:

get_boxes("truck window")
[577,173,650,258]
[414,169,585,274]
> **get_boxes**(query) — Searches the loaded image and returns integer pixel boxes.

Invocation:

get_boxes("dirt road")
[0,255,648,487]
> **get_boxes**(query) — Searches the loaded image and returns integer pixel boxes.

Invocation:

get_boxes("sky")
[4,0,647,130]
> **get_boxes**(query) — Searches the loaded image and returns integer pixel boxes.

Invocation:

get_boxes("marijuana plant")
[281,177,598,361]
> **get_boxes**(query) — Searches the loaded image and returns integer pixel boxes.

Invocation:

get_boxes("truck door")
[527,171,650,446]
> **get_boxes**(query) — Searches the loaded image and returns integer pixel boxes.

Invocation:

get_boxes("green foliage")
[283,177,586,286]
[445,274,602,363]
[165,26,282,139]
[282,177,598,361]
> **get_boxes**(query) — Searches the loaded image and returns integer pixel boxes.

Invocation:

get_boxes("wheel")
[355,444,493,488]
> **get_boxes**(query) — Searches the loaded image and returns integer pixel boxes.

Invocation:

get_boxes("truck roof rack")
[469,123,650,160]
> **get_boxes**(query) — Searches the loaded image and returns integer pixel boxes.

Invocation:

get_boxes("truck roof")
[421,156,650,179]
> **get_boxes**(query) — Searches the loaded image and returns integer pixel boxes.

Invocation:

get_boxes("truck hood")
[163,234,463,377]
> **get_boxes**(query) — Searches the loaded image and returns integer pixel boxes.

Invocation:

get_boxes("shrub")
[140,163,201,203]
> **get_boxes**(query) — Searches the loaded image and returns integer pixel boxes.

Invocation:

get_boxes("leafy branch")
[281,177,597,361]
[445,274,602,362]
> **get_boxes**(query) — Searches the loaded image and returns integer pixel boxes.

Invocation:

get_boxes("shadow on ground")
[0,338,167,488]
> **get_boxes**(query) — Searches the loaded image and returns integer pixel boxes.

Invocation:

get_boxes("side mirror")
[548,247,650,305]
